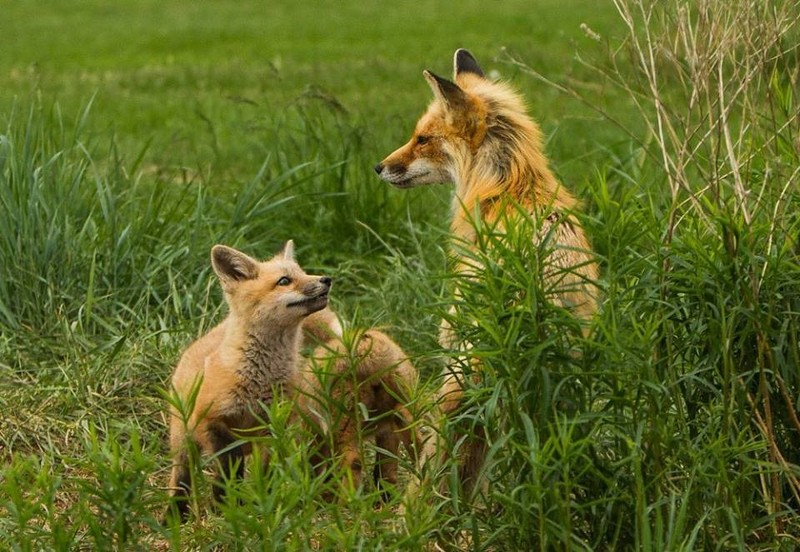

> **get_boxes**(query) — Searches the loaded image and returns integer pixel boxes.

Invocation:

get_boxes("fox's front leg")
[165,449,192,523]
[337,420,363,493]
[438,306,458,352]
[205,421,246,505]
[373,423,401,502]
[437,310,488,502]
[164,416,194,523]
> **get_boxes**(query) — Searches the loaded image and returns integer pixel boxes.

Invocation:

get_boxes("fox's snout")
[374,156,424,189]
[374,162,404,179]
[288,275,332,312]
[302,276,331,294]
[315,276,332,295]
[304,276,332,298]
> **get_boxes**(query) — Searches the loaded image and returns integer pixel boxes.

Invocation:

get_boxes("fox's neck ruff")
[231,321,302,404]
[448,88,576,241]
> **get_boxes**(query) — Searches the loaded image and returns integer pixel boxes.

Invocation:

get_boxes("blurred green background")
[1,0,625,183]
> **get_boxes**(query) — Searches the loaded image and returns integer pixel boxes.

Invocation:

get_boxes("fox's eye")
[416,135,430,145]
[276,276,291,286]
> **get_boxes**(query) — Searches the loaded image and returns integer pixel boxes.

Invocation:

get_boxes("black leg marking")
[163,449,193,525]
[207,421,246,505]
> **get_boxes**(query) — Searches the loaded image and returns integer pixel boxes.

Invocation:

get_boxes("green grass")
[2,0,800,550]
[0,0,628,182]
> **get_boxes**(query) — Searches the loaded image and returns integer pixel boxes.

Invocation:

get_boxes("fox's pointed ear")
[454,48,484,79]
[424,70,468,111]
[211,245,259,287]
[281,240,295,262]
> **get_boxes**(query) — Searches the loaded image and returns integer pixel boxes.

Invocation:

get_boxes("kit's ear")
[211,245,259,289]
[280,239,295,262]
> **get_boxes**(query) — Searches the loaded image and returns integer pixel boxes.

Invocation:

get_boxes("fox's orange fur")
[291,329,421,501]
[376,49,599,497]
[165,241,334,522]
[303,305,344,345]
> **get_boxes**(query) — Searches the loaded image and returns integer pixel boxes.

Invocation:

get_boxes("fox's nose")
[373,163,383,175]
[320,276,332,287]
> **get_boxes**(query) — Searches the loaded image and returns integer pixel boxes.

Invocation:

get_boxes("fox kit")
[291,329,420,501]
[166,241,332,522]
[376,49,599,496]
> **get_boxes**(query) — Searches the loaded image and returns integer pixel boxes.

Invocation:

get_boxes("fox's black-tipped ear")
[281,240,295,262]
[454,48,484,79]
[211,245,259,286]
[424,70,468,111]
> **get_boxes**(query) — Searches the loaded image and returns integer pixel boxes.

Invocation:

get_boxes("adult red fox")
[291,329,421,501]
[376,49,599,497]
[165,241,331,522]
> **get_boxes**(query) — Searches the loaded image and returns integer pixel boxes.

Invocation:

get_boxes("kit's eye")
[416,134,430,146]
[276,276,291,286]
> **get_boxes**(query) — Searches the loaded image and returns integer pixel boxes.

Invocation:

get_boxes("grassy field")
[1,0,799,550]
